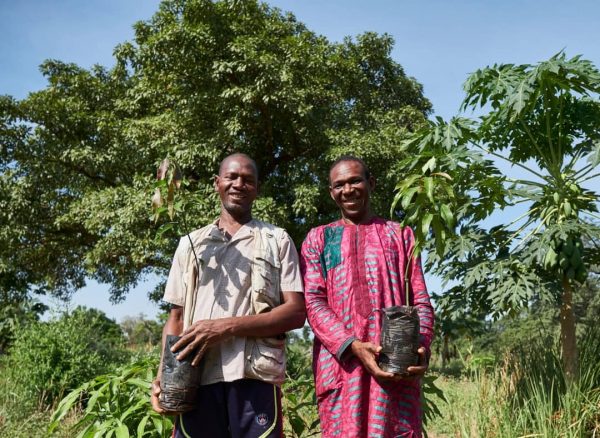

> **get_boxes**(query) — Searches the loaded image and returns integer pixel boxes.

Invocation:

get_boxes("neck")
[218,209,252,235]
[342,211,374,225]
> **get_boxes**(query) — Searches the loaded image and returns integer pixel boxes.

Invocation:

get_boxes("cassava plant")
[49,356,173,438]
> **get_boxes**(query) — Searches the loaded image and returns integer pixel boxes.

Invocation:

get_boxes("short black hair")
[329,155,371,182]
[219,153,259,178]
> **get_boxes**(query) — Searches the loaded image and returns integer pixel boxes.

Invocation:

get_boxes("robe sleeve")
[300,227,356,360]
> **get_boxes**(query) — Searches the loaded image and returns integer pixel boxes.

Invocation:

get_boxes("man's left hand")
[401,347,429,381]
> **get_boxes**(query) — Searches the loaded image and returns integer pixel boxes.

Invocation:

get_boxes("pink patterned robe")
[300,217,434,438]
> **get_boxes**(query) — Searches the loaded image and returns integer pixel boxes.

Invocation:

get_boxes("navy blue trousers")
[173,379,282,438]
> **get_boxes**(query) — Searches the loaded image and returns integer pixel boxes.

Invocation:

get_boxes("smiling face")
[329,159,375,225]
[214,154,258,220]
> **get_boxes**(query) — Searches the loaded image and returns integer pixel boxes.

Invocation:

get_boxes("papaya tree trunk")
[442,333,450,368]
[560,277,578,383]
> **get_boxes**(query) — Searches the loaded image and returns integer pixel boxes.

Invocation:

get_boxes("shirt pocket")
[244,337,286,384]
[251,247,281,314]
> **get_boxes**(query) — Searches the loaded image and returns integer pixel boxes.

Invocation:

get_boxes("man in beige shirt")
[151,153,305,437]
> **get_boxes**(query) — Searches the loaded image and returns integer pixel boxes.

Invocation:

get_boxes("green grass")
[425,375,479,438]
[0,359,75,438]
[426,341,600,438]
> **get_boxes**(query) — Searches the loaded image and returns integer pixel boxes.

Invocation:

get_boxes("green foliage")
[393,52,600,378]
[427,323,600,437]
[0,293,46,353]
[0,357,56,438]
[49,355,172,438]
[282,371,319,438]
[120,314,163,347]
[394,51,600,288]
[5,306,128,405]
[0,0,430,303]
[283,329,320,437]
[420,374,446,430]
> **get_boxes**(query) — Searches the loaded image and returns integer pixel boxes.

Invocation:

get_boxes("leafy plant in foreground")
[282,334,320,437]
[49,356,172,438]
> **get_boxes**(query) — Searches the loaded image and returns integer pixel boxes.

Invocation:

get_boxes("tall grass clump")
[430,323,600,437]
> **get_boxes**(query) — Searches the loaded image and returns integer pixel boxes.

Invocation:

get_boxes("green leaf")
[152,417,164,435]
[423,177,435,203]
[401,187,420,210]
[137,416,149,437]
[439,203,455,228]
[421,212,434,238]
[156,223,174,237]
[115,423,130,438]
[422,156,436,173]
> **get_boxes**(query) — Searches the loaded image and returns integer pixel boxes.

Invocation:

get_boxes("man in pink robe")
[300,156,434,437]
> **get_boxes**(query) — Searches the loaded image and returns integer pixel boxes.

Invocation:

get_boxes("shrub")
[6,306,128,406]
[120,314,163,347]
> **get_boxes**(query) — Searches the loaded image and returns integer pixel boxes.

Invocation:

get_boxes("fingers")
[150,378,184,416]
[152,379,161,396]
[351,341,396,380]
[171,330,204,361]
[170,333,193,355]
[150,379,165,414]
[403,347,428,380]
[170,320,220,362]
[191,342,207,367]
[353,341,429,382]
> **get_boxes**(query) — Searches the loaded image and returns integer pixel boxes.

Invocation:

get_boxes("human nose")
[341,182,354,193]
[232,176,244,188]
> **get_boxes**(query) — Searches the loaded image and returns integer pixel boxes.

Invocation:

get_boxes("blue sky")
[2,0,599,321]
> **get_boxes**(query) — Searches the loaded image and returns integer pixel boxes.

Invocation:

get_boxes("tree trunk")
[560,277,578,383]
[442,333,450,368]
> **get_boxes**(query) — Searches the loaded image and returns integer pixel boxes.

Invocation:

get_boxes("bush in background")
[5,306,128,406]
[120,314,163,348]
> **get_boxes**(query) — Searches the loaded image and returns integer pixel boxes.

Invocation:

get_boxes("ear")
[329,186,336,202]
[368,176,376,191]
[213,174,219,191]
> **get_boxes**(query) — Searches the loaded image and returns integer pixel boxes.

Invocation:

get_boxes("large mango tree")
[393,52,600,381]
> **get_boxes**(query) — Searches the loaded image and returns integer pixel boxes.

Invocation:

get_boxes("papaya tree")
[392,52,600,381]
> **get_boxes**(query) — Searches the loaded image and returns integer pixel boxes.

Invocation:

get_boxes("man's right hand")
[350,340,400,382]
[150,378,182,416]
[150,378,165,414]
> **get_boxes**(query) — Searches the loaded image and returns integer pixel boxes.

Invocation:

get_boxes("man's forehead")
[330,160,365,180]
[219,156,257,176]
